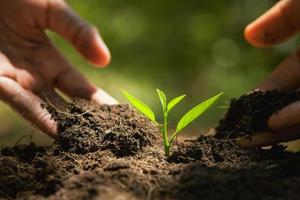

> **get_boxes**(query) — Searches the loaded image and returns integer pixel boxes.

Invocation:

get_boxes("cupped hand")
[0,0,117,137]
[238,0,300,148]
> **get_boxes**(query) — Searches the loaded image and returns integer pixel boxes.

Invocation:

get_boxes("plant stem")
[163,112,170,157]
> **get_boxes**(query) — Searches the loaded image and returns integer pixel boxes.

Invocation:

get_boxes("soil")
[215,90,300,139]
[1,90,300,200]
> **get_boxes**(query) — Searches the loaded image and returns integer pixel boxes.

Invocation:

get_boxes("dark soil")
[50,100,160,157]
[1,91,300,200]
[216,90,300,139]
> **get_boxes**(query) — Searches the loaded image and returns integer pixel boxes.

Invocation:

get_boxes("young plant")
[122,89,223,157]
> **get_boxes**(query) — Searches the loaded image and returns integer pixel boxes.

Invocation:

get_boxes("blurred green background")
[1,0,299,147]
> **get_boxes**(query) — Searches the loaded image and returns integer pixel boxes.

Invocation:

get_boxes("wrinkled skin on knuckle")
[11,89,29,108]
[35,110,53,126]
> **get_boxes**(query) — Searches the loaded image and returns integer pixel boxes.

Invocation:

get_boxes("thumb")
[45,0,110,67]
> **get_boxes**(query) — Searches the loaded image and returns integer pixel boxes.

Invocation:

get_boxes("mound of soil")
[49,100,161,156]
[216,90,300,139]
[1,92,300,200]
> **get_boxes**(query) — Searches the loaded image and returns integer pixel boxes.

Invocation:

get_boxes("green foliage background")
[0,0,298,145]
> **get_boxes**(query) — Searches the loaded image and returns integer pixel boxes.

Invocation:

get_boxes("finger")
[245,0,300,47]
[256,49,300,91]
[268,100,300,131]
[55,56,118,105]
[57,67,118,105]
[236,126,300,148]
[0,77,57,137]
[45,0,110,67]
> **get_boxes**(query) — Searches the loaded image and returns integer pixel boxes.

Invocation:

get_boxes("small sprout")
[122,89,223,157]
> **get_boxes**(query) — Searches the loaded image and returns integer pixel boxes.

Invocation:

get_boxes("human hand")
[237,0,300,148]
[0,0,117,138]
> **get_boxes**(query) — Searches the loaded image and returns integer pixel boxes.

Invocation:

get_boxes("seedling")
[122,89,223,157]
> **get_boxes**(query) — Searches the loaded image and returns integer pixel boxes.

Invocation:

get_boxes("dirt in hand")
[1,93,300,200]
[215,90,300,139]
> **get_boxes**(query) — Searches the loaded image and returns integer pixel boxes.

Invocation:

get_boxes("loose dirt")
[1,91,300,200]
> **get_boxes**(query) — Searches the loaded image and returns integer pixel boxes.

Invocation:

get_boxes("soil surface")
[1,91,300,200]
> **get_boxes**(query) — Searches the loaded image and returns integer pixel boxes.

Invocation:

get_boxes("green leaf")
[175,92,223,134]
[121,89,156,123]
[156,89,167,113]
[167,95,185,113]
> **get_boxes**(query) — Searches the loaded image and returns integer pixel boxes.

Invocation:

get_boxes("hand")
[0,0,117,138]
[237,0,300,148]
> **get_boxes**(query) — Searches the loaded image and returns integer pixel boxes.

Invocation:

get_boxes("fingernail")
[92,89,118,105]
